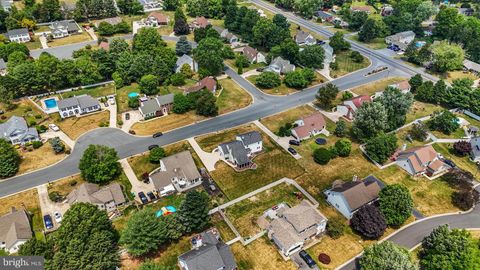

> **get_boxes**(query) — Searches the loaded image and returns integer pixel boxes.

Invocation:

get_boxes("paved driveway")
[121,110,142,133]
[37,184,70,230]
[291,251,320,270]
[120,158,154,202]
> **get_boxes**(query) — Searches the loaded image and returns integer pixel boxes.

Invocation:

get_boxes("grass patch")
[47,32,91,47]
[196,123,260,153]
[116,84,138,114]
[131,110,206,135]
[0,189,43,233]
[348,34,387,50]
[211,213,237,242]
[217,78,252,114]
[330,50,370,78]
[55,110,110,139]
[115,171,134,201]
[395,126,430,149]
[25,39,42,50]
[432,143,479,176]
[350,77,406,96]
[225,57,267,73]
[17,143,67,175]
[430,128,466,140]
[433,70,479,84]
[48,174,85,198]
[61,83,116,99]
[405,101,442,124]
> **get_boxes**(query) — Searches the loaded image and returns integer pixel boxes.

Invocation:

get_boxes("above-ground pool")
[128,92,139,98]
[44,98,58,109]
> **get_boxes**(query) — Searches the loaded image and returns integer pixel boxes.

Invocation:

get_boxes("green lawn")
[348,34,387,50]
[0,99,48,126]
[217,78,252,114]
[114,171,134,201]
[405,101,443,124]
[116,83,139,114]
[225,57,267,73]
[61,83,116,98]
[330,50,370,78]
[430,128,466,140]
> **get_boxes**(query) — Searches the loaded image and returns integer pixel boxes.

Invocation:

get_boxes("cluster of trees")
[120,190,210,256]
[442,169,480,211]
[173,89,219,117]
[116,0,144,16]
[97,21,130,36]
[73,0,117,21]
[405,41,465,73]
[313,138,352,165]
[0,138,21,178]
[273,0,322,18]
[78,144,121,184]
[364,133,397,164]
[359,241,417,270]
[267,38,326,69]
[427,110,459,135]
[186,0,233,19]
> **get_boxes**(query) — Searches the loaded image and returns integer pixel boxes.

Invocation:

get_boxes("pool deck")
[40,97,59,114]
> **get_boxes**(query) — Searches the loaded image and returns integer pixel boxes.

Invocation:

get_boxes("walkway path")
[85,28,98,41]
[187,138,219,172]
[108,102,117,128]
[253,120,301,159]
[39,35,48,49]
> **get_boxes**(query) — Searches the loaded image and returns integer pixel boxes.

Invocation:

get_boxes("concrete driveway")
[121,110,142,133]
[120,158,154,202]
[291,251,320,270]
[37,184,70,230]
[253,120,301,159]
[187,138,219,171]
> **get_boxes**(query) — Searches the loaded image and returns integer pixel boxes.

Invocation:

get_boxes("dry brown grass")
[196,123,260,153]
[56,110,110,139]
[48,174,85,197]
[260,105,317,132]
[217,78,253,114]
[48,32,91,47]
[405,101,442,124]
[211,213,237,242]
[17,143,67,175]
[350,77,406,96]
[469,230,480,239]
[132,111,206,136]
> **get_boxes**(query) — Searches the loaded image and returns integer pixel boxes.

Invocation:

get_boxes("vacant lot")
[55,110,110,139]
[348,35,387,50]
[330,50,370,78]
[350,77,406,96]
[217,78,253,114]
[0,189,43,232]
[62,83,116,99]
[17,143,67,175]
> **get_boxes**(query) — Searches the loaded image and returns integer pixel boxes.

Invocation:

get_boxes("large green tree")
[139,74,159,95]
[379,184,413,227]
[316,83,339,109]
[177,190,210,233]
[364,133,398,164]
[376,86,413,130]
[193,37,225,76]
[329,32,350,53]
[352,102,388,139]
[78,144,121,184]
[431,41,464,73]
[360,241,417,270]
[358,18,389,42]
[298,44,325,69]
[174,8,190,35]
[133,28,167,53]
[0,138,20,178]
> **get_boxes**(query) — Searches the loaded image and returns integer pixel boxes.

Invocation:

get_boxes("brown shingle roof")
[185,77,217,93]
[397,145,440,174]
[331,177,381,212]
[242,46,258,62]
[67,182,126,206]
[193,17,210,28]
[148,12,169,24]
[150,151,201,190]
[292,113,326,139]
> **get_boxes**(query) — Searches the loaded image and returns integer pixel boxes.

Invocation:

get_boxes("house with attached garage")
[395,145,450,177]
[189,17,210,30]
[295,30,316,46]
[175,54,198,73]
[49,20,81,38]
[242,46,266,64]
[470,137,480,162]
[67,182,126,213]
[185,77,217,94]
[385,31,415,51]
[6,28,31,43]
[0,116,40,145]
[149,151,203,197]
[217,131,263,169]
[336,95,372,120]
[57,95,101,118]
[264,56,295,75]
[0,207,32,254]
[267,200,327,257]
[324,175,382,219]
[291,113,327,141]
[138,93,174,119]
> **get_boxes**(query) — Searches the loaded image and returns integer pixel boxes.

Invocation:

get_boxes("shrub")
[427,110,460,135]
[34,114,42,119]
[453,141,472,156]
[334,120,347,137]
[149,147,166,163]
[452,189,479,211]
[48,191,63,202]
[334,138,351,157]
[235,54,250,68]
[313,148,331,165]
[364,133,398,164]
[408,122,428,141]
[350,51,364,63]
[32,141,43,149]
[255,72,281,89]
[170,73,186,86]
[128,97,140,109]
[0,138,20,177]
[379,184,413,227]
[49,137,65,154]
[318,253,331,265]
[284,70,308,89]
[36,125,48,133]
[341,91,353,101]
[350,204,387,239]
[326,218,345,239]
[28,120,37,126]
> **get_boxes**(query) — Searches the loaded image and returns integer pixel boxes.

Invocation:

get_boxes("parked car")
[125,113,130,120]
[53,211,62,223]
[153,132,163,138]
[138,192,148,204]
[317,40,326,45]
[48,123,60,132]
[315,138,327,145]
[43,215,54,229]
[288,147,297,155]
[108,98,115,105]
[299,250,316,268]
[289,140,300,146]
[444,159,456,168]
[148,144,159,150]
[147,191,156,200]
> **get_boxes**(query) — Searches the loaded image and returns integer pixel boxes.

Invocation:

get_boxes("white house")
[175,54,198,73]
[218,131,263,169]
[49,20,80,39]
[324,175,382,219]
[295,30,316,46]
[6,28,30,43]
[57,95,101,118]
[0,116,40,145]
[291,113,326,141]
[336,95,372,120]
[0,207,32,254]
[385,31,415,51]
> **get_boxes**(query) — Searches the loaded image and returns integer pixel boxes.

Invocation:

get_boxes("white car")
[53,211,62,223]
[108,98,115,105]
[48,123,60,132]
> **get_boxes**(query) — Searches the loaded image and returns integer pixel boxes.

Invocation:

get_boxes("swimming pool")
[44,98,57,109]
[128,92,139,98]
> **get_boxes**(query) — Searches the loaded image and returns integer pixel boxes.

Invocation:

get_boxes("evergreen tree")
[173,8,190,35]
[177,190,210,233]
[175,36,192,56]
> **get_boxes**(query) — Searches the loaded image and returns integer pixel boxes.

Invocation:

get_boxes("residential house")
[217,131,263,169]
[314,11,335,22]
[175,54,198,73]
[324,175,382,219]
[213,26,238,44]
[185,77,217,94]
[6,28,30,43]
[267,200,327,257]
[395,145,450,177]
[0,207,32,254]
[190,17,210,29]
[470,137,480,162]
[385,31,415,51]
[137,0,162,11]
[145,12,169,26]
[463,60,480,75]
[458,8,474,16]
[0,116,40,145]
[0,59,7,76]
[138,93,174,119]
[381,5,394,16]
[264,56,295,74]
[178,228,237,270]
[350,6,371,14]
[291,113,326,141]
[67,183,126,213]
[149,151,202,196]
[242,46,266,64]
[373,80,412,99]
[57,95,101,118]
[94,17,123,27]
[50,20,80,38]
[1,0,13,11]
[336,95,372,120]
[295,30,316,46]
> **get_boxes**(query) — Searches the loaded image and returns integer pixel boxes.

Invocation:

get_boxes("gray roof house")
[67,182,126,213]
[0,207,32,254]
[385,31,415,51]
[138,93,174,119]
[470,137,480,162]
[178,228,237,270]
[57,95,101,118]
[295,30,316,46]
[0,116,40,145]
[213,26,238,44]
[6,28,31,43]
[264,56,295,74]
[267,200,327,257]
[463,59,480,75]
[149,151,202,196]
[175,54,198,73]
[217,131,263,169]
[50,20,80,38]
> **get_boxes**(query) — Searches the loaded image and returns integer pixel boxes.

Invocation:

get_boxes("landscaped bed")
[55,110,110,139]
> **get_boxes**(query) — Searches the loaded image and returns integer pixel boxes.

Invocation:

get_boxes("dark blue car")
[43,215,53,230]
[299,250,317,268]
[138,192,149,204]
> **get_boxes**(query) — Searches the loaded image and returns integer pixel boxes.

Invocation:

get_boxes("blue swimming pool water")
[128,92,139,98]
[44,98,57,109]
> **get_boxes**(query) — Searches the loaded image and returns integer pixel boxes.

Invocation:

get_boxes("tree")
[128,96,139,108]
[360,241,417,270]
[431,41,464,73]
[162,214,185,240]
[284,70,308,89]
[453,141,472,157]
[452,189,479,211]
[428,110,459,135]
[252,18,289,50]
[379,184,413,227]
[348,11,368,31]
[234,54,250,69]
[193,37,225,76]
[117,0,143,15]
[298,45,325,69]
[352,102,388,139]
[149,147,166,163]
[18,237,54,259]
[408,122,428,142]
[350,204,387,239]
[139,74,159,95]
[272,14,290,31]
[255,72,281,88]
[313,147,331,165]
[120,208,168,257]
[329,32,350,53]
[174,8,190,35]
[409,74,423,93]
[294,0,322,18]
[173,93,193,113]
[420,225,480,270]
[180,64,194,78]
[335,138,351,157]
[316,83,339,109]
[163,0,179,11]
[350,51,363,63]
[140,262,176,270]
[377,87,413,130]
[195,90,218,117]
[326,218,345,239]
[177,190,210,233]
[78,145,120,184]
[415,81,435,103]
[358,18,389,42]
[50,203,119,270]
[49,137,65,154]
[175,36,192,56]
[334,120,347,137]
[365,133,398,164]
[0,138,20,178]
[133,28,166,53]
[434,7,463,40]
[97,22,116,36]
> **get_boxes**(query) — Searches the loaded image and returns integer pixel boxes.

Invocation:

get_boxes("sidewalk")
[253,120,301,159]
[187,138,219,172]
[119,158,154,202]
[39,35,48,49]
